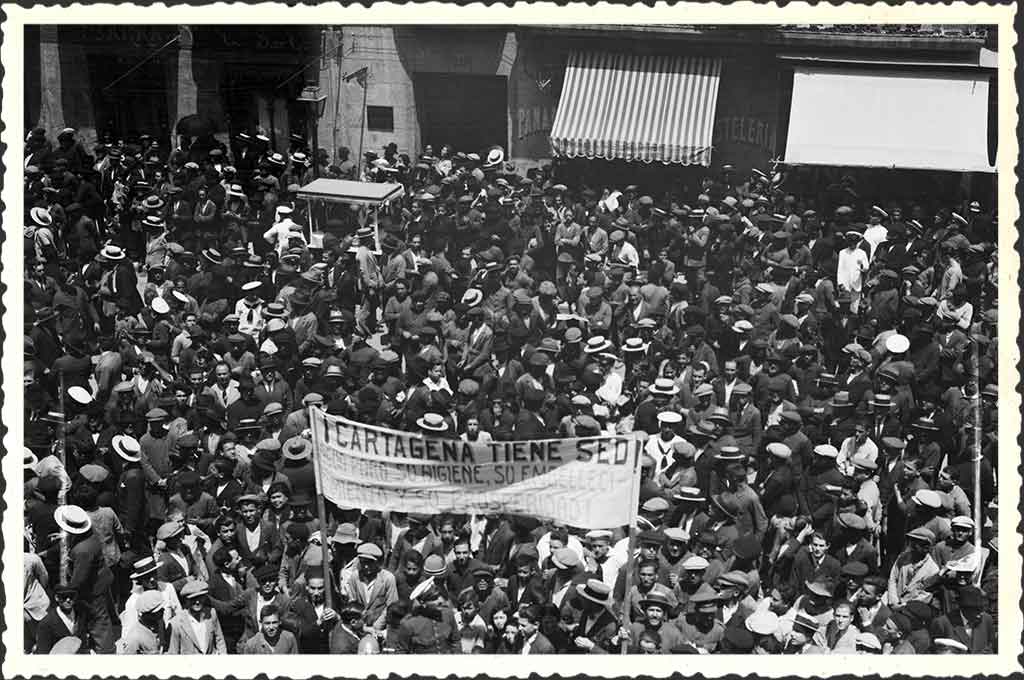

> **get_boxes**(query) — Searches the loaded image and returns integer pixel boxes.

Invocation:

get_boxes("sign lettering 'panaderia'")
[310,408,642,528]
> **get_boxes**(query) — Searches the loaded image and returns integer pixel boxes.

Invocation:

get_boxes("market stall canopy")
[295,179,405,205]
[784,66,995,173]
[550,51,722,166]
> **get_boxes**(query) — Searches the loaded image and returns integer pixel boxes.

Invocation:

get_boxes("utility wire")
[103,36,181,93]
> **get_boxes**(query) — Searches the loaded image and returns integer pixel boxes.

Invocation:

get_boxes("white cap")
[409,579,437,602]
[912,489,942,509]
[813,444,839,458]
[67,386,93,405]
[885,334,910,354]
[855,632,882,651]
[151,297,170,314]
[933,638,968,652]
[745,610,780,636]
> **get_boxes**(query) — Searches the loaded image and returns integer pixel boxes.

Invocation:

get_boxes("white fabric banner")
[309,408,642,529]
[785,65,995,173]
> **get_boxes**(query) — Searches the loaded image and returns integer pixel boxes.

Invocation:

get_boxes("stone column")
[498,30,518,158]
[173,25,198,146]
[37,26,64,134]
[273,97,289,149]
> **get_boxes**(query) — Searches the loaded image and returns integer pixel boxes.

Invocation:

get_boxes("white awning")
[550,51,722,165]
[784,66,995,173]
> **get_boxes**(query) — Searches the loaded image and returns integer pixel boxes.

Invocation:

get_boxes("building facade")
[26,24,996,182]
[25,25,321,152]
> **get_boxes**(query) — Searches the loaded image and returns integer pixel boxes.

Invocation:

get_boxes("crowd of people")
[23,122,1000,656]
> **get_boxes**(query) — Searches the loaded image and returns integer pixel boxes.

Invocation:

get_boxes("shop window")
[367,106,394,132]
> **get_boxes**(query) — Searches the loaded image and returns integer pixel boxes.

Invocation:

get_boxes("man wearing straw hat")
[56,504,115,653]
[569,578,619,654]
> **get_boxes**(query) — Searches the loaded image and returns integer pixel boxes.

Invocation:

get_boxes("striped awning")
[550,51,722,165]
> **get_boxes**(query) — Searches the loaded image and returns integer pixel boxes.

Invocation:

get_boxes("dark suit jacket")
[388,530,444,573]
[836,538,878,570]
[756,463,798,518]
[211,585,291,650]
[112,262,143,314]
[570,608,619,654]
[462,323,495,375]
[282,594,333,653]
[212,478,244,511]
[34,606,87,653]
[157,550,200,592]
[505,573,547,611]
[482,359,525,400]
[513,410,550,441]
[525,631,557,654]
[858,603,893,639]
[930,610,995,653]
[207,570,248,646]
[234,520,283,568]
[117,466,149,539]
[480,520,516,569]
[839,371,873,408]
[788,546,841,594]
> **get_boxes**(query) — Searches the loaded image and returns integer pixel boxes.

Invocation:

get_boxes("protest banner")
[308,407,643,529]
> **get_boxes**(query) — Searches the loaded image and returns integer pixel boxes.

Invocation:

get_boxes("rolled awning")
[550,51,722,165]
[785,66,995,173]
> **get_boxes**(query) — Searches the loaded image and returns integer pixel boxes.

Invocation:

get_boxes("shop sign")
[60,26,178,48]
[515,105,556,142]
[714,115,776,157]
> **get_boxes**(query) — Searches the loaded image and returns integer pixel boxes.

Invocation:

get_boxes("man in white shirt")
[235,283,265,339]
[121,556,182,629]
[262,206,305,255]
[851,454,882,533]
[837,230,870,313]
[584,530,624,590]
[610,230,639,269]
[837,423,878,477]
[645,411,684,475]
[862,206,890,260]
[354,227,382,335]
[518,605,555,654]
[715,360,740,410]
[208,362,240,411]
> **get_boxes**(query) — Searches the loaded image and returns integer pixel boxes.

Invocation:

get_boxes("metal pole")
[333,29,344,165]
[312,104,320,180]
[971,287,985,586]
[357,78,368,179]
[619,436,643,654]
[57,374,70,586]
[308,404,335,610]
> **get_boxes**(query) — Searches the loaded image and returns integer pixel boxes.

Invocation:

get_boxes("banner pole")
[970,284,985,587]
[619,436,643,654]
[309,404,335,611]
[58,373,70,586]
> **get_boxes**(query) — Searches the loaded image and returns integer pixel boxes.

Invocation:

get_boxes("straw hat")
[575,578,613,607]
[416,412,448,432]
[54,505,92,535]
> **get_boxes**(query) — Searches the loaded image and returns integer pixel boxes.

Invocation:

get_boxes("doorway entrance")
[413,73,508,156]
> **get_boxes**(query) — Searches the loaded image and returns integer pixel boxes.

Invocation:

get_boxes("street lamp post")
[297,84,327,178]
[343,67,369,179]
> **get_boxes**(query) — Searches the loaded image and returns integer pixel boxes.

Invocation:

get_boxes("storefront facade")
[26,24,995,185]
[24,25,320,152]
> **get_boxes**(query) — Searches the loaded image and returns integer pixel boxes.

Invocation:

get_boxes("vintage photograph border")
[2,2,1021,677]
